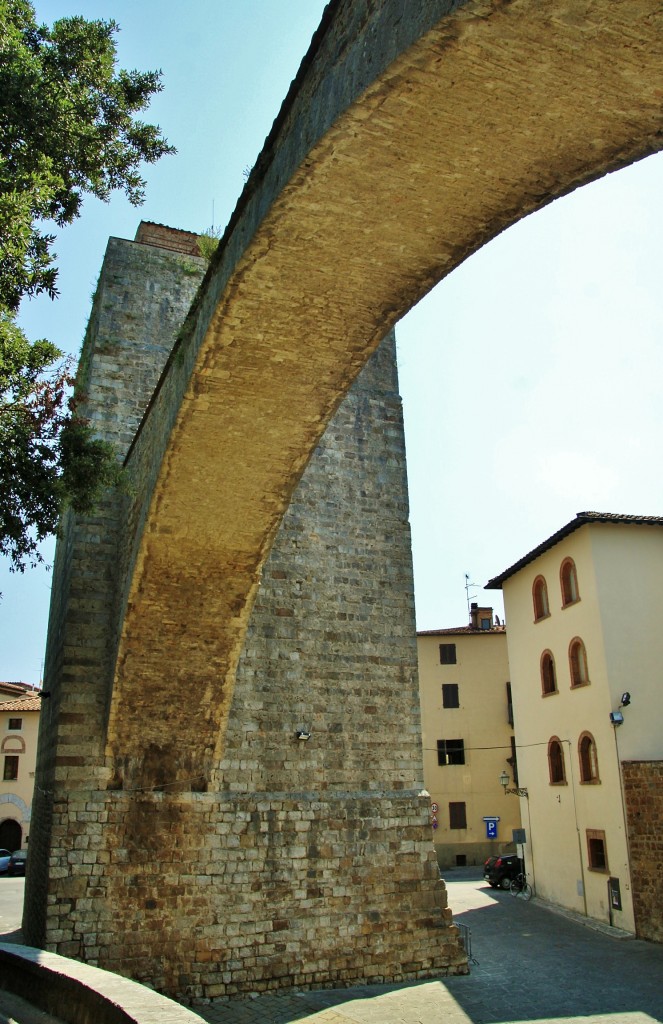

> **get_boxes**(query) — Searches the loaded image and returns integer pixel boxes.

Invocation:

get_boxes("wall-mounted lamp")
[499,769,528,797]
[620,691,631,708]
[295,729,311,741]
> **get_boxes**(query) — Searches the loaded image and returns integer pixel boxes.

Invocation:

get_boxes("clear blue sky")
[3,2,662,683]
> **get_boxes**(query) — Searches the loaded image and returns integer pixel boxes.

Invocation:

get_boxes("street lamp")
[499,769,528,798]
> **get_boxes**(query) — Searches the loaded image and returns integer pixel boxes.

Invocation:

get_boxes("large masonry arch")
[26,0,662,1001]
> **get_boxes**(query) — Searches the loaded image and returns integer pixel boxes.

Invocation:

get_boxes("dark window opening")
[541,651,557,695]
[579,733,599,782]
[7,719,22,731]
[449,802,467,829]
[437,739,465,766]
[533,576,550,621]
[3,756,18,781]
[587,830,608,871]
[509,735,519,787]
[442,683,459,709]
[548,738,566,784]
[561,558,580,606]
[439,643,457,665]
[506,681,514,726]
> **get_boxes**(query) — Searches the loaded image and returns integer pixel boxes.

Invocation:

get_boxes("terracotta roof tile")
[486,511,663,589]
[0,696,42,712]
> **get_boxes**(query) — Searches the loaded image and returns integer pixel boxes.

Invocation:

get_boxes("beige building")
[0,685,41,851]
[418,604,521,869]
[487,512,663,938]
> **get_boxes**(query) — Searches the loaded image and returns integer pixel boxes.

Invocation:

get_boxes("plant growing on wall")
[0,0,175,571]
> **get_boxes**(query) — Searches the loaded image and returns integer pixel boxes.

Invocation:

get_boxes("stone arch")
[0,794,31,822]
[105,0,663,791]
[28,0,663,998]
[1,737,25,754]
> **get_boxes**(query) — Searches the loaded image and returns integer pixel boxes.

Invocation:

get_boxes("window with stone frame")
[541,650,557,695]
[2,755,18,781]
[579,732,600,783]
[586,829,608,871]
[532,575,550,621]
[569,637,589,687]
[560,557,580,607]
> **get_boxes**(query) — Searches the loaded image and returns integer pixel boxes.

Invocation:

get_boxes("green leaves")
[0,0,172,570]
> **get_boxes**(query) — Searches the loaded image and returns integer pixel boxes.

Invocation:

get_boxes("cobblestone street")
[194,868,663,1024]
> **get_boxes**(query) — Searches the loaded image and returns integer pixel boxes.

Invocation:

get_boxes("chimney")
[470,604,493,630]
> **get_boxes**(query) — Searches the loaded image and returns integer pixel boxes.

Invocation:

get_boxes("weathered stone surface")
[622,760,663,942]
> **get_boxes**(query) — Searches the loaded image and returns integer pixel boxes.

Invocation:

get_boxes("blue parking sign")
[483,817,499,839]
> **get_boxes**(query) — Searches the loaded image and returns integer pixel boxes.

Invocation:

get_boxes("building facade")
[0,689,41,851]
[487,512,663,938]
[418,604,521,869]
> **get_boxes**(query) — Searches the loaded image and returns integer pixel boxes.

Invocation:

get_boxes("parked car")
[0,849,11,874]
[484,852,520,889]
[7,850,27,876]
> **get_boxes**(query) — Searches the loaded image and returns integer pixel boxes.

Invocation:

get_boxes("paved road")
[2,872,662,1024]
[195,868,663,1024]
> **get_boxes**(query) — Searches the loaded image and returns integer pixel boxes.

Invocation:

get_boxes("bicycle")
[509,872,533,900]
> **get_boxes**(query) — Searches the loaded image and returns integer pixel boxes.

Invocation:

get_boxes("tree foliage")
[0,0,174,570]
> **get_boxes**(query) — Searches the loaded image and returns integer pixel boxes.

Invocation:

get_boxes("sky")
[2,1,663,683]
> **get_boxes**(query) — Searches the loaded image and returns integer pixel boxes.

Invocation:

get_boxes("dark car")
[484,852,520,889]
[7,850,27,876]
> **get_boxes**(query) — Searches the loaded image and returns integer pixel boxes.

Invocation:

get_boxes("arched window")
[548,737,566,784]
[579,733,599,783]
[560,558,579,607]
[533,576,549,621]
[569,637,589,687]
[540,650,557,696]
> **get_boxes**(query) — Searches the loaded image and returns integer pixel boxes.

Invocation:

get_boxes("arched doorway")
[0,819,22,853]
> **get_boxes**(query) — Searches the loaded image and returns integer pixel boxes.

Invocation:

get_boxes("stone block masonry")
[622,760,663,942]
[24,223,466,1000]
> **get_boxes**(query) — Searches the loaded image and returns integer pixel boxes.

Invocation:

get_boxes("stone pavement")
[193,868,663,1024]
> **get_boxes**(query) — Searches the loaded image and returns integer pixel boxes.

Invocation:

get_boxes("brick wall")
[622,760,663,942]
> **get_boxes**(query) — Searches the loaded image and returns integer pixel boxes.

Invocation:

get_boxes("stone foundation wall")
[622,760,663,942]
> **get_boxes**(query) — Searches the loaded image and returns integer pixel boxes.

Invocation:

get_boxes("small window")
[541,650,557,695]
[533,576,550,621]
[3,755,19,781]
[569,638,589,687]
[560,558,580,607]
[449,802,467,829]
[480,617,491,630]
[586,829,608,872]
[437,739,465,766]
[7,719,22,731]
[506,681,514,726]
[442,683,459,708]
[439,643,457,665]
[579,733,600,783]
[548,737,566,784]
